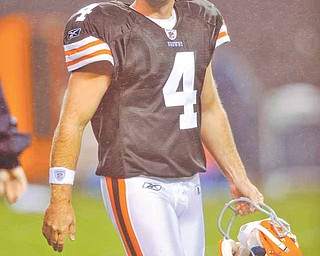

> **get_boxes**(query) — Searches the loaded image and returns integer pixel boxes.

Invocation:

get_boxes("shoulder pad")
[69,2,131,23]
[176,0,222,25]
[64,1,132,44]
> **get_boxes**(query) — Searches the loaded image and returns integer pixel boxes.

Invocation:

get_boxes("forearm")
[201,105,248,184]
[50,122,84,169]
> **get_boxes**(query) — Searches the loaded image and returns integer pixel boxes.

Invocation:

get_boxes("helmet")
[217,197,302,256]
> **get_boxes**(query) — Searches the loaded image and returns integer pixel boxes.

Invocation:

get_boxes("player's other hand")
[42,201,76,252]
[0,166,28,203]
[229,178,264,216]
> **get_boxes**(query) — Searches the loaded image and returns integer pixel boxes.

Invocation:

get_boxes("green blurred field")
[0,190,319,256]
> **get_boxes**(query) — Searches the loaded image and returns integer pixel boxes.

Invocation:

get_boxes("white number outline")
[75,3,99,22]
[163,52,197,130]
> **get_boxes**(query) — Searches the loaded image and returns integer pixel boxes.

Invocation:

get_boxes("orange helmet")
[218,197,302,256]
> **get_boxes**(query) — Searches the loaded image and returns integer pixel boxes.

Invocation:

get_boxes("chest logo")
[165,29,177,40]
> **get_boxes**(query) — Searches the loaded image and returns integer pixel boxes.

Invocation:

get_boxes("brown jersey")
[63,0,230,178]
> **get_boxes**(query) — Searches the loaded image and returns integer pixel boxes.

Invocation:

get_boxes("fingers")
[42,203,76,252]
[6,179,22,203]
[230,180,264,216]
[0,167,28,203]
[236,202,251,216]
[5,166,28,203]
[42,223,68,252]
[56,232,67,252]
[42,221,75,252]
[0,181,4,197]
[0,170,9,197]
[51,228,60,250]
[248,187,264,211]
[42,223,53,246]
[11,166,28,190]
[69,222,76,241]
[42,222,47,241]
[255,193,264,205]
[51,228,65,252]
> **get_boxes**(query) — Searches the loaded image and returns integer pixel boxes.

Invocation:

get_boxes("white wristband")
[49,167,75,185]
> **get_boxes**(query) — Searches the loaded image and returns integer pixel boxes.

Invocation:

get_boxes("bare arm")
[200,62,263,214]
[201,62,247,182]
[42,71,111,252]
[51,72,110,168]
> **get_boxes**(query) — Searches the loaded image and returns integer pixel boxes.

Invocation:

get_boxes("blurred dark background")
[0,1,319,255]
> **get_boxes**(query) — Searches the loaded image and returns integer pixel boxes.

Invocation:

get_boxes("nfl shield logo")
[54,170,65,181]
[165,29,177,40]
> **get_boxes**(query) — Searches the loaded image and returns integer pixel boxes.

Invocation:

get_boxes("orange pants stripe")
[106,177,143,256]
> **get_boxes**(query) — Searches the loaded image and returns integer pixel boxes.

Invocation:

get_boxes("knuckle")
[57,242,64,248]
[58,227,68,234]
[46,223,54,230]
[52,226,64,233]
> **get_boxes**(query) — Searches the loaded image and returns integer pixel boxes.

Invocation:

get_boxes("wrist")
[228,175,249,186]
[49,167,75,185]
[50,184,72,204]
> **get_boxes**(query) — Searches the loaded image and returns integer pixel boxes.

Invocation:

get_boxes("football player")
[0,83,30,203]
[42,0,264,254]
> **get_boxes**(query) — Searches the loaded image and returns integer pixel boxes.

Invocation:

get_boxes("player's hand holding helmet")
[218,197,302,256]
[230,179,264,216]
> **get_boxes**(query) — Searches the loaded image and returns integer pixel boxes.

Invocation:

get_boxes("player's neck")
[130,0,174,19]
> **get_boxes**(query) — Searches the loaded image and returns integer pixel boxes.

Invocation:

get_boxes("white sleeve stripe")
[65,43,110,62]
[215,35,231,48]
[218,24,228,34]
[67,54,114,72]
[64,36,102,51]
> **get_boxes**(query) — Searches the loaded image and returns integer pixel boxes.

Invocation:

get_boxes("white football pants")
[100,174,205,256]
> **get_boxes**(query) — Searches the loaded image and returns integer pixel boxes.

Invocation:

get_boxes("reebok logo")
[68,28,81,40]
[142,182,162,191]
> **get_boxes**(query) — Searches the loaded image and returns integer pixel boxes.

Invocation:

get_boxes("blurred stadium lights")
[259,83,320,196]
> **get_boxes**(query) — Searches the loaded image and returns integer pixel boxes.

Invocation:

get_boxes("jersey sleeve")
[0,83,31,166]
[215,19,230,48]
[63,4,114,72]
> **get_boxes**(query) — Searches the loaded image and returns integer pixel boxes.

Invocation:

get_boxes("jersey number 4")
[75,3,99,21]
[163,52,197,130]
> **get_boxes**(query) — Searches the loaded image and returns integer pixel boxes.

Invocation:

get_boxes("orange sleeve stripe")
[66,49,112,67]
[64,39,104,56]
[218,31,228,39]
[118,180,143,255]
[105,178,132,255]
